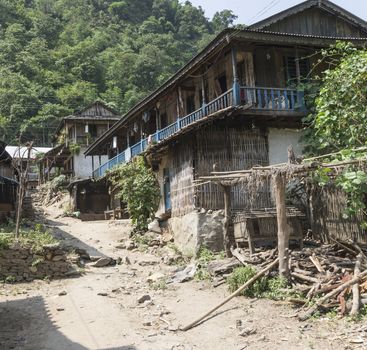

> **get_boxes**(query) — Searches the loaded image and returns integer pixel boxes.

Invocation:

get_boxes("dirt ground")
[0,201,366,350]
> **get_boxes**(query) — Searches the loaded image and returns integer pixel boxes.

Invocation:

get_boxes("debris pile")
[231,240,367,319]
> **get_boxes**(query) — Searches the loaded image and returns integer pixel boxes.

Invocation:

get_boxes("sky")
[186,0,367,25]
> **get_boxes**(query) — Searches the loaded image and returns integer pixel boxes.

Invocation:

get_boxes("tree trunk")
[14,144,32,238]
[274,173,290,278]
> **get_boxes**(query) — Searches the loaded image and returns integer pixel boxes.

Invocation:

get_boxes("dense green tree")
[0,0,237,145]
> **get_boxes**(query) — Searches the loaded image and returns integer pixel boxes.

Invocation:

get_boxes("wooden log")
[309,254,325,273]
[350,254,362,316]
[291,272,319,284]
[181,258,279,331]
[298,269,367,321]
[274,173,290,278]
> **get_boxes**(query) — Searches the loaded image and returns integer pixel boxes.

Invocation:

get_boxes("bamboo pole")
[181,258,279,331]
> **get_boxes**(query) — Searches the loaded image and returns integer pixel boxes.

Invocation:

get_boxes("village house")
[84,0,367,252]
[5,146,51,190]
[0,142,18,221]
[41,101,121,181]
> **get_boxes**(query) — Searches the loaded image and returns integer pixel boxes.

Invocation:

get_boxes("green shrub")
[50,174,68,191]
[0,234,12,249]
[227,266,268,298]
[108,156,160,232]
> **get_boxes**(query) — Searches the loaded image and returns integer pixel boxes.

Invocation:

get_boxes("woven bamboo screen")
[194,126,272,211]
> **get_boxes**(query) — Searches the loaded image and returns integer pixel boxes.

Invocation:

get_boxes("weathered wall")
[73,152,108,178]
[195,125,271,211]
[168,209,225,255]
[268,128,304,165]
[0,243,74,282]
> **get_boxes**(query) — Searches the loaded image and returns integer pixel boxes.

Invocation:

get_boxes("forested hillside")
[0,0,237,145]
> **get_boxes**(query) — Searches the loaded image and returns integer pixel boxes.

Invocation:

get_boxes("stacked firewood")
[290,242,367,316]
[232,240,367,319]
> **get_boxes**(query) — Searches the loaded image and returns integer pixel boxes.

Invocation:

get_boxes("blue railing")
[93,86,305,177]
[240,87,305,111]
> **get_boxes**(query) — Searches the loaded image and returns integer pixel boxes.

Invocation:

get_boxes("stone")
[147,272,165,283]
[148,220,161,234]
[207,258,241,276]
[56,307,65,311]
[168,210,225,255]
[142,319,153,326]
[97,292,108,296]
[123,256,131,265]
[52,255,65,262]
[125,240,136,250]
[58,291,67,296]
[115,244,125,249]
[89,255,102,262]
[91,257,112,267]
[29,266,37,273]
[138,259,158,266]
[137,294,151,304]
[169,264,197,283]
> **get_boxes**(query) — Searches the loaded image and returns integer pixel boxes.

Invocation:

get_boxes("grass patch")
[0,224,57,253]
[150,279,167,291]
[227,265,299,300]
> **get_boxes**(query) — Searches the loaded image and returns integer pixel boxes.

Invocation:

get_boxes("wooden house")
[0,142,18,221]
[84,0,367,250]
[41,101,120,180]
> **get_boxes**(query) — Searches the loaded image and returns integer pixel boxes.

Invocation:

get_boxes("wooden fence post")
[222,185,235,257]
[274,173,290,278]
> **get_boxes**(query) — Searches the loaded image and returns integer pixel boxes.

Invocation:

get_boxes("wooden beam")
[274,173,290,278]
[222,185,235,258]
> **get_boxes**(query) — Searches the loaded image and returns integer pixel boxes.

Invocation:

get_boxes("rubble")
[91,257,112,267]
[169,264,197,283]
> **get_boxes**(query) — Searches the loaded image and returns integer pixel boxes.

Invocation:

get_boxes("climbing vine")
[305,42,367,225]
[108,156,161,232]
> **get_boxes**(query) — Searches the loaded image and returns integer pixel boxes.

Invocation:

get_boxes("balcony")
[92,86,305,178]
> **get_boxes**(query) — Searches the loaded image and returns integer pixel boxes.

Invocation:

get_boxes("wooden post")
[295,47,301,84]
[222,185,234,257]
[274,173,290,278]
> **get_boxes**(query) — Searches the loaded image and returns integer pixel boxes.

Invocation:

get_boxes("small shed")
[68,178,111,221]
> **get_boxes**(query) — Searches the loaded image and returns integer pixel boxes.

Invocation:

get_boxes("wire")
[247,0,281,25]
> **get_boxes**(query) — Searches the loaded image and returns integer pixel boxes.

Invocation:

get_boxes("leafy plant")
[227,266,268,298]
[69,143,81,156]
[108,156,160,232]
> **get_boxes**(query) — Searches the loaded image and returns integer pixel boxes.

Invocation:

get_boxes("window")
[89,124,97,138]
[283,56,310,85]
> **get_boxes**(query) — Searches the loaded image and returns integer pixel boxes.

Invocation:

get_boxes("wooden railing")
[93,86,305,177]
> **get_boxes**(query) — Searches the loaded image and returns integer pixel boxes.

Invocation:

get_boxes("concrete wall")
[73,152,108,178]
[268,128,304,165]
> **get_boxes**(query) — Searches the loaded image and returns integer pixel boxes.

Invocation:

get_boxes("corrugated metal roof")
[5,146,52,159]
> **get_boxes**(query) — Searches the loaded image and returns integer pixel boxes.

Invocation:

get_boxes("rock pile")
[0,243,76,282]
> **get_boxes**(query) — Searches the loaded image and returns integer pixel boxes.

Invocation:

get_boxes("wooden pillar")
[295,47,301,84]
[274,173,290,278]
[222,185,235,257]
[231,47,240,105]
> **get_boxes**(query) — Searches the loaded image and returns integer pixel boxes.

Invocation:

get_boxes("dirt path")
[1,202,366,350]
